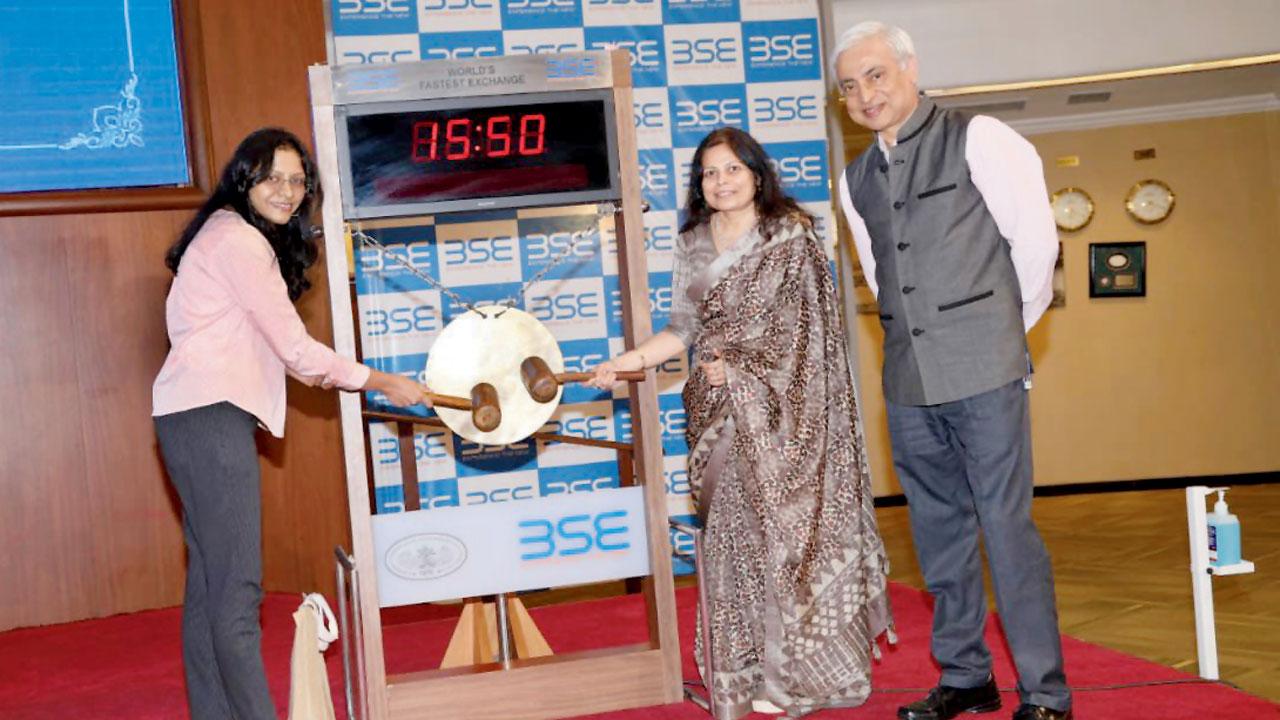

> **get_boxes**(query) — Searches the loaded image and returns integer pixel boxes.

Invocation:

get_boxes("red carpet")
[1,583,1274,719]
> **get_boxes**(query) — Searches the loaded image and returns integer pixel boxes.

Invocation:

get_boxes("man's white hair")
[829,21,916,79]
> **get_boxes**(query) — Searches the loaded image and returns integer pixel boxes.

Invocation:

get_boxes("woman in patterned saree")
[588,127,892,718]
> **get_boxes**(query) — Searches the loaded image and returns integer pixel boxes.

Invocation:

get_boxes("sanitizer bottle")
[1207,489,1242,567]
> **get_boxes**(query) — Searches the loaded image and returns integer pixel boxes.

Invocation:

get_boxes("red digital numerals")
[411,113,546,163]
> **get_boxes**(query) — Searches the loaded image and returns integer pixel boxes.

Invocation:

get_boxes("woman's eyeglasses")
[701,162,748,181]
[258,174,308,191]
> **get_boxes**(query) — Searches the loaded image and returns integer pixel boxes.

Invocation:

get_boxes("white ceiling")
[931,61,1280,135]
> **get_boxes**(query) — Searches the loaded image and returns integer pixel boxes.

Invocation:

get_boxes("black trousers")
[155,402,277,720]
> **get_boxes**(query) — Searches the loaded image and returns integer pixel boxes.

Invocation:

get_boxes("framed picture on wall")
[1051,241,1066,307]
[0,0,211,217]
[1089,241,1147,297]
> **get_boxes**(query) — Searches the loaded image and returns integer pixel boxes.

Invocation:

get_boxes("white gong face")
[425,305,564,446]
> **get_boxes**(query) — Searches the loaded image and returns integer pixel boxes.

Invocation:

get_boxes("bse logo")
[424,45,498,60]
[507,0,573,7]
[752,94,819,123]
[421,0,493,8]
[547,56,597,79]
[771,155,824,184]
[589,39,660,68]
[645,223,674,252]
[650,286,673,315]
[659,406,687,437]
[458,438,530,458]
[670,37,737,65]
[525,230,597,262]
[338,0,412,13]
[363,304,439,337]
[342,49,415,64]
[544,414,612,440]
[510,40,580,55]
[615,405,685,441]
[358,240,433,274]
[374,431,449,465]
[418,493,459,509]
[669,525,695,558]
[464,484,536,505]
[441,236,516,266]
[665,467,690,495]
[747,33,815,64]
[542,475,615,495]
[563,351,607,373]
[638,161,671,193]
[674,98,742,128]
[634,101,665,129]
[519,511,630,560]
[529,292,603,322]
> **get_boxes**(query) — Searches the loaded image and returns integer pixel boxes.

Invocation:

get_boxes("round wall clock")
[1125,178,1175,224]
[1049,187,1095,231]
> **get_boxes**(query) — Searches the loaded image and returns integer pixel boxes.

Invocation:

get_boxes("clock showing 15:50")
[410,112,548,162]
[340,90,619,217]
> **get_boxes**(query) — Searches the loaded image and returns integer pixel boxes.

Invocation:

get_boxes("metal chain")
[495,202,616,308]
[352,229,486,315]
[352,201,617,319]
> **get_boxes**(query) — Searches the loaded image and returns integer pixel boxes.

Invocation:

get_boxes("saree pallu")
[682,217,891,719]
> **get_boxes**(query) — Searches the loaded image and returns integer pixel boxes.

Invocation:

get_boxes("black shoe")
[1011,704,1072,720]
[897,678,1001,720]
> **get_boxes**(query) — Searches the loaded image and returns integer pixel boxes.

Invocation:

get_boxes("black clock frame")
[335,88,619,219]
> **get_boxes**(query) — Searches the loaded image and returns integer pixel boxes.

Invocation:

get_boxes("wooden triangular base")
[440,597,553,668]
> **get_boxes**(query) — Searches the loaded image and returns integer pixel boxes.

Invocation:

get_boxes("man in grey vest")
[832,21,1071,720]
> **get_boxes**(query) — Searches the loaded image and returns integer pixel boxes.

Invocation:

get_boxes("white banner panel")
[372,485,650,606]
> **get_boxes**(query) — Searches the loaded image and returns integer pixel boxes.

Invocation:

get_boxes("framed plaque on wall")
[1089,241,1147,297]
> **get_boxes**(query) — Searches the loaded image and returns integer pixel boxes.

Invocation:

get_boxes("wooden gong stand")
[310,50,682,720]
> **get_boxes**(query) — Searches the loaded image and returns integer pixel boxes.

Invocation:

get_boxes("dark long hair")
[165,128,322,301]
[679,126,813,234]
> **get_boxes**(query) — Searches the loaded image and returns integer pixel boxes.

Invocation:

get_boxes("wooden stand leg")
[441,597,553,668]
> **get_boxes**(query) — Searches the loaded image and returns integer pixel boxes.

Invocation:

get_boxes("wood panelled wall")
[0,0,352,631]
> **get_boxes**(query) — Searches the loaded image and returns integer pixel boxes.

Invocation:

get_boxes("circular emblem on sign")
[385,533,468,581]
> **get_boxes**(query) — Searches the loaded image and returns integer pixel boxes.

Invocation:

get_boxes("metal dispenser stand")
[1185,485,1256,680]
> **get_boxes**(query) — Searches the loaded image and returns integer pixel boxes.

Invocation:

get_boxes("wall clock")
[1125,178,1175,224]
[1050,186,1094,231]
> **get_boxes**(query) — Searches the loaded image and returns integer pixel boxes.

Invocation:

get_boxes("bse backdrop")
[330,0,832,572]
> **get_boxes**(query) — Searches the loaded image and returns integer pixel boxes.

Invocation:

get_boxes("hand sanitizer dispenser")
[1207,489,1241,567]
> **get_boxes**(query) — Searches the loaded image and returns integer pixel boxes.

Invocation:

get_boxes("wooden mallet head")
[520,356,559,404]
[429,383,502,432]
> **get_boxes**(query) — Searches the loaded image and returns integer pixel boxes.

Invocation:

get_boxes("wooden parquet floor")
[874,483,1280,702]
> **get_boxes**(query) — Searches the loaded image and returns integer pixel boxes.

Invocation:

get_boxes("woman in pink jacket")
[153,128,427,720]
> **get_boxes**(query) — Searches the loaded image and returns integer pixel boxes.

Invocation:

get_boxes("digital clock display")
[340,91,618,217]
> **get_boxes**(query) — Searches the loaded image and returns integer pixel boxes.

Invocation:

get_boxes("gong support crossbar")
[362,409,636,452]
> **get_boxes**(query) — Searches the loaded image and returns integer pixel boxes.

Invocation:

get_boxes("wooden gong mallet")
[520,356,645,403]
[429,383,501,432]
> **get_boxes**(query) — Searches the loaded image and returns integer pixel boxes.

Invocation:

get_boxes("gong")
[425,305,564,446]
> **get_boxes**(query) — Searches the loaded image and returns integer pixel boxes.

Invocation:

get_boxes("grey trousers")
[886,380,1070,711]
[155,402,277,720]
